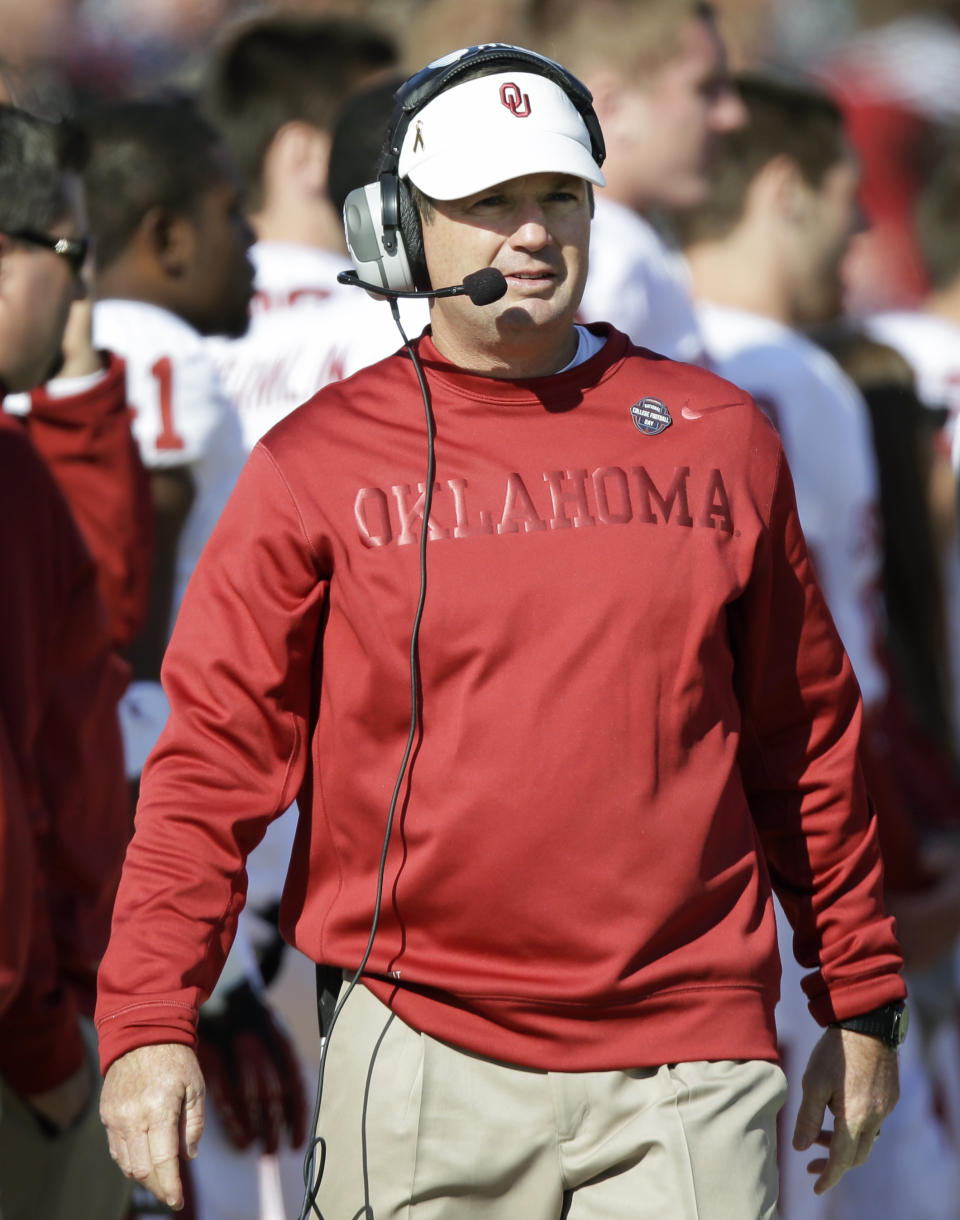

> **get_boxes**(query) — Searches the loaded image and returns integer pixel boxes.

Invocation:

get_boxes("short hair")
[676,72,846,246]
[532,0,715,78]
[915,142,960,291]
[203,14,397,211]
[0,106,87,232]
[328,73,406,217]
[81,97,225,271]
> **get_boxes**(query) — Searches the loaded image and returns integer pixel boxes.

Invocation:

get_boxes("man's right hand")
[99,1042,205,1212]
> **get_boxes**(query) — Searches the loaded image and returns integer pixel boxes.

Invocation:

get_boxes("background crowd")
[2,1,960,1218]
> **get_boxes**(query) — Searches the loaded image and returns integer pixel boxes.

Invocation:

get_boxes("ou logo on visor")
[500,82,532,117]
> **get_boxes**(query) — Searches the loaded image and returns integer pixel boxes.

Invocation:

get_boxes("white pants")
[307,980,787,1220]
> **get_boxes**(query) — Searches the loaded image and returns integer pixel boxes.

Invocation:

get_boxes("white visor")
[398,70,606,201]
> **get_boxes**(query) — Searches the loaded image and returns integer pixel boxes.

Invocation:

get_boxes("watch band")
[833,1001,908,1049]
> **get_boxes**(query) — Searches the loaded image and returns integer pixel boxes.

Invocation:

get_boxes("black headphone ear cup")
[342,181,416,292]
[397,178,430,292]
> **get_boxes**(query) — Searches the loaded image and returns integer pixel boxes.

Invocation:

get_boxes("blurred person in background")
[390,0,534,68]
[80,95,306,1220]
[866,139,960,442]
[0,102,131,1220]
[201,11,400,449]
[811,0,960,313]
[679,71,960,1219]
[4,294,154,659]
[532,0,746,362]
[866,142,960,760]
[825,319,960,1206]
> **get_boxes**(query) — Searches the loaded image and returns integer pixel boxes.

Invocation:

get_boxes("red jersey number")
[151,357,185,452]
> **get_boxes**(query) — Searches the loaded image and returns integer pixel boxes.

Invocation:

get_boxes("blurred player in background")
[533,0,745,361]
[866,144,960,757]
[679,71,960,1220]
[0,102,130,1220]
[202,12,401,449]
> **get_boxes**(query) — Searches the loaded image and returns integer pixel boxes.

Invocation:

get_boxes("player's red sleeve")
[0,414,130,1092]
[26,353,155,649]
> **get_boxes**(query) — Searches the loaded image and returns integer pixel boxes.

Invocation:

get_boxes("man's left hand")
[793,1026,900,1194]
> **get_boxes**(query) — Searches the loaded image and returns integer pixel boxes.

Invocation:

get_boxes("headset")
[342,43,606,295]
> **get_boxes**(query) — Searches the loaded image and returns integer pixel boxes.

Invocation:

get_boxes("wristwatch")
[833,1001,909,1049]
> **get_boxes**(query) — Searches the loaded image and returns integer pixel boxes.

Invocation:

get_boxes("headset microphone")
[337,266,507,306]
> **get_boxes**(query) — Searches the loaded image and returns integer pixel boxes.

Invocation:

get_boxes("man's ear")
[140,205,196,278]
[748,154,806,228]
[263,121,331,201]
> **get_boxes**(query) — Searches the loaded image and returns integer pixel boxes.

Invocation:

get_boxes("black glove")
[196,982,307,1154]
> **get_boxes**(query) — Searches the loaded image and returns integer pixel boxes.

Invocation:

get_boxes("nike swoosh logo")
[681,401,740,421]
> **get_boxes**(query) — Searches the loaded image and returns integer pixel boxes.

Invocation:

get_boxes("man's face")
[421,172,592,375]
[788,154,862,325]
[178,150,255,339]
[605,14,746,211]
[0,173,86,393]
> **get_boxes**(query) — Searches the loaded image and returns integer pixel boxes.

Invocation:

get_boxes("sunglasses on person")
[1,227,90,275]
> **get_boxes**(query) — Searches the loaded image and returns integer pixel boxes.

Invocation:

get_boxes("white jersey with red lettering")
[579,196,706,365]
[698,302,886,711]
[93,298,247,629]
[208,240,428,453]
[865,309,960,441]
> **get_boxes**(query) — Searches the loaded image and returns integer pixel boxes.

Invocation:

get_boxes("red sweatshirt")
[22,354,154,649]
[0,413,130,1093]
[96,326,905,1073]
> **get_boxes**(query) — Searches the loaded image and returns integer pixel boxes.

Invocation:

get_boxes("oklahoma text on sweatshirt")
[96,326,904,1073]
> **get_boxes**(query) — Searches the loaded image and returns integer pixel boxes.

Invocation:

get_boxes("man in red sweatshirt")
[0,105,131,1218]
[98,45,906,1220]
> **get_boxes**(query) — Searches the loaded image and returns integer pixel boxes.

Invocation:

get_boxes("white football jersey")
[94,299,247,631]
[208,240,429,453]
[579,196,707,365]
[699,303,887,710]
[865,310,960,442]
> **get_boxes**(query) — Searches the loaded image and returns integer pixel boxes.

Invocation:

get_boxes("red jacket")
[97,327,905,1073]
[0,412,129,1093]
[23,354,154,649]
[0,715,32,1020]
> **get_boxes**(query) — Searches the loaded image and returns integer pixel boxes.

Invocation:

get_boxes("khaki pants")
[307,981,787,1219]
[0,1018,131,1220]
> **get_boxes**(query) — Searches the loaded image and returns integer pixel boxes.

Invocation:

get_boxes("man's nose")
[510,204,552,248]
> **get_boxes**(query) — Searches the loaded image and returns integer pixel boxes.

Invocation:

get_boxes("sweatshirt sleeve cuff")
[807,973,908,1026]
[95,999,198,1075]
